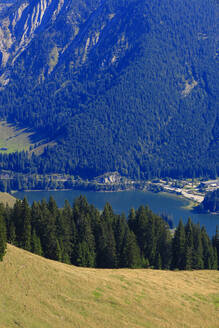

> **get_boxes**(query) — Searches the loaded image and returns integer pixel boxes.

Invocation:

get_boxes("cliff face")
[0,1,60,76]
[0,0,102,86]
[1,0,218,88]
[0,0,139,87]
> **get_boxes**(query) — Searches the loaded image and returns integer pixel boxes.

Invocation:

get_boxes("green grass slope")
[0,121,34,154]
[0,245,218,328]
[0,192,17,206]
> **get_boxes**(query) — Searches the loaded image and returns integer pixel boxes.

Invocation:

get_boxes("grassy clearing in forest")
[0,120,56,155]
[0,121,34,153]
[0,245,219,328]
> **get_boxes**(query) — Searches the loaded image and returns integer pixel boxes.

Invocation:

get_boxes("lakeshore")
[14,188,219,237]
[1,170,219,212]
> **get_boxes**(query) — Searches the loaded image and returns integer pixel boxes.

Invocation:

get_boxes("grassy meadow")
[0,121,34,153]
[0,245,218,328]
[0,120,57,155]
[0,192,17,206]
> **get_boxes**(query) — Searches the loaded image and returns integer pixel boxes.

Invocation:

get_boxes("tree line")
[0,196,218,270]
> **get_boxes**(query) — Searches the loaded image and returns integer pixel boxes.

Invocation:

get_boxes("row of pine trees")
[0,196,218,270]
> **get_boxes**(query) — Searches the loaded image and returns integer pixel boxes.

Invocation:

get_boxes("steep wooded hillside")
[0,0,218,179]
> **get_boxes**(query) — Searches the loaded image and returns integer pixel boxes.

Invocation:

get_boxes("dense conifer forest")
[0,196,218,270]
[198,189,219,213]
[0,0,218,180]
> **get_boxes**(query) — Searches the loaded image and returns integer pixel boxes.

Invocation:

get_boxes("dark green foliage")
[0,196,218,270]
[0,214,7,261]
[41,211,59,260]
[54,239,62,262]
[113,213,127,266]
[185,218,194,270]
[192,224,204,270]
[97,203,117,268]
[201,227,215,269]
[58,200,75,263]
[172,219,186,270]
[199,189,219,213]
[212,227,219,269]
[129,205,172,269]
[121,228,141,268]
[72,196,96,267]
[0,0,218,180]
[155,252,162,270]
[8,222,16,245]
[31,229,43,256]
[20,198,32,251]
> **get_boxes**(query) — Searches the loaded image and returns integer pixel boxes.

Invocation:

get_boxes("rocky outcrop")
[0,0,140,87]
[0,0,69,86]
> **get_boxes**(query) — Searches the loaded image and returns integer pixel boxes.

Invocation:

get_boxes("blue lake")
[14,190,219,237]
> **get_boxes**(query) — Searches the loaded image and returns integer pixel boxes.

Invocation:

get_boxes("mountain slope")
[0,0,218,179]
[0,244,219,328]
[0,191,16,206]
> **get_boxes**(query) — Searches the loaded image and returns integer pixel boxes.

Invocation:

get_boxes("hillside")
[0,0,218,179]
[199,188,219,213]
[0,191,16,206]
[0,244,219,328]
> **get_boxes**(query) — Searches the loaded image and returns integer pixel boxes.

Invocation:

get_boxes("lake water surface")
[14,190,219,237]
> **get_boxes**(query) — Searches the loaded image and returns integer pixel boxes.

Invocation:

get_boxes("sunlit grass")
[0,192,17,206]
[0,245,218,328]
[0,120,34,153]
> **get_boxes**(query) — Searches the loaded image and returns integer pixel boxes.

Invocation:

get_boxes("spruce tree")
[155,251,162,270]
[95,222,108,267]
[103,221,117,268]
[192,224,204,270]
[132,205,149,259]
[31,201,42,235]
[0,215,7,261]
[121,228,141,268]
[40,206,58,260]
[172,219,186,270]
[212,227,219,269]
[113,214,127,267]
[8,222,16,245]
[157,223,172,269]
[145,212,156,266]
[20,198,32,251]
[201,227,213,269]
[185,218,194,270]
[48,196,59,215]
[73,197,96,267]
[55,239,62,262]
[97,203,117,268]
[56,201,73,264]
[128,208,136,232]
[212,248,218,270]
[31,229,43,256]
[12,199,23,245]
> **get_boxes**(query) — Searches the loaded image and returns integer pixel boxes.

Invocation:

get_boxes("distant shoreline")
[9,187,219,217]
[12,186,200,212]
[5,175,219,215]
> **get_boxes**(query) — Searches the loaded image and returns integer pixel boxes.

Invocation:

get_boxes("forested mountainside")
[0,0,218,179]
[199,188,219,213]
